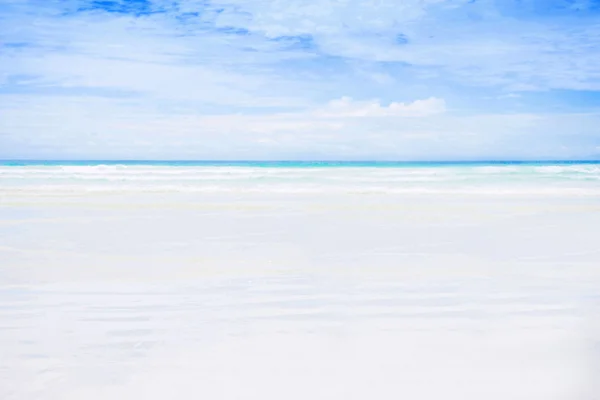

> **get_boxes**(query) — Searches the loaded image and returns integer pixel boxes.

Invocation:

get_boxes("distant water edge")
[1,160,600,167]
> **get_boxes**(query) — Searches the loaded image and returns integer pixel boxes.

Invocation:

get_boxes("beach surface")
[1,162,600,399]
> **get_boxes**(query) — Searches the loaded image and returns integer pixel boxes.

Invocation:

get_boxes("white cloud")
[170,0,600,91]
[1,93,598,160]
[318,97,446,118]
[187,97,447,137]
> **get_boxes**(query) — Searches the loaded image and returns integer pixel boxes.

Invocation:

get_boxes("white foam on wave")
[534,165,600,174]
[471,166,521,174]
[2,184,600,197]
[2,164,599,177]
[1,164,599,198]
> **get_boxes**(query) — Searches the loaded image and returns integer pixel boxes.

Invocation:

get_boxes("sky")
[1,0,600,160]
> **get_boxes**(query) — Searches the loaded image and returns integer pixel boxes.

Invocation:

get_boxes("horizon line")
[1,159,600,164]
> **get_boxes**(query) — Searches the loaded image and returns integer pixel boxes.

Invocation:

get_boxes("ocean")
[1,161,600,399]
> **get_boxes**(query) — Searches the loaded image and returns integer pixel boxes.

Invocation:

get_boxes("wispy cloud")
[317,97,446,118]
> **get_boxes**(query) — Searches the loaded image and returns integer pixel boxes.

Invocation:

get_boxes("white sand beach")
[1,164,600,399]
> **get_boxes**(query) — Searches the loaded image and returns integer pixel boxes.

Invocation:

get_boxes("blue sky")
[1,0,600,160]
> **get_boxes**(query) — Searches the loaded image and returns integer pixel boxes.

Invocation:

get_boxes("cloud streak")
[318,97,446,118]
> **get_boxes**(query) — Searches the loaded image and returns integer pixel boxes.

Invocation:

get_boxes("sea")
[1,161,600,400]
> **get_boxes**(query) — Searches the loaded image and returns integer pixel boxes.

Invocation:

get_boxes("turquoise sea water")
[1,160,599,167]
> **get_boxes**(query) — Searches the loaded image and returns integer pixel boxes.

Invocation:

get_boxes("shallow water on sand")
[1,163,600,399]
